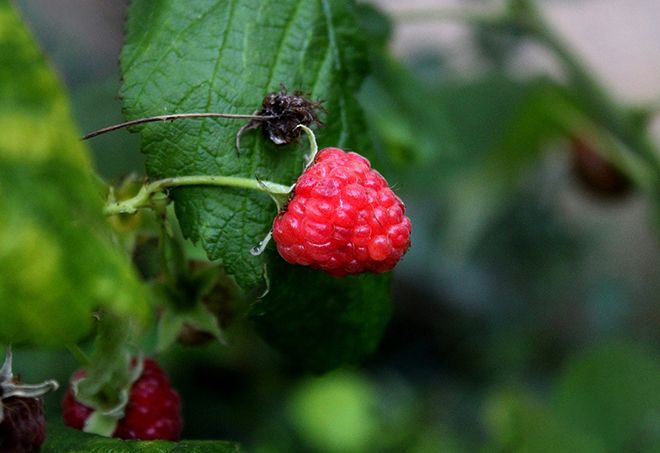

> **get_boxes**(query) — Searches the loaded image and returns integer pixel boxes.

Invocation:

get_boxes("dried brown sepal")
[236,86,324,153]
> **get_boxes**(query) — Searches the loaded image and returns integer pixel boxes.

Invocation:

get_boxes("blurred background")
[12,0,660,451]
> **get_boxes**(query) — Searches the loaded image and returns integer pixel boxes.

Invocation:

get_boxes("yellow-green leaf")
[0,2,148,346]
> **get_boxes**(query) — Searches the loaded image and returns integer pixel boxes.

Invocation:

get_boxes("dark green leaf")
[121,0,374,289]
[42,424,240,453]
[0,2,148,346]
[250,254,391,372]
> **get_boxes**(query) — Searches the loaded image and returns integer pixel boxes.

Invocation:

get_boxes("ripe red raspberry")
[62,358,182,441]
[272,147,411,276]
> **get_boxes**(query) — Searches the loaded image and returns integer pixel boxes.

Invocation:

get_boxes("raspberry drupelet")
[272,147,411,276]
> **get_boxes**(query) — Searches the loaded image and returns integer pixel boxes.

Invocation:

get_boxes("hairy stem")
[104,175,291,216]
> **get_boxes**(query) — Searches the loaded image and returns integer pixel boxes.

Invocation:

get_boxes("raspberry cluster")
[62,358,182,441]
[273,147,411,276]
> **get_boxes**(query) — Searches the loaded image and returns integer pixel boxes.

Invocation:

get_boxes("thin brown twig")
[82,112,277,140]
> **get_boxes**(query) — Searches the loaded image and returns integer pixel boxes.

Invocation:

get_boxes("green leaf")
[250,255,391,372]
[121,0,373,289]
[42,424,241,453]
[0,3,148,346]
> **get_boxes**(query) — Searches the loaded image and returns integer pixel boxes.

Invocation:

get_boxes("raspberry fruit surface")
[0,396,46,452]
[272,147,411,276]
[62,358,182,441]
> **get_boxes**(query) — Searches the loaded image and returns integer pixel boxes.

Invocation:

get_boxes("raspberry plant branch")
[82,112,278,140]
[104,125,319,216]
[104,175,291,216]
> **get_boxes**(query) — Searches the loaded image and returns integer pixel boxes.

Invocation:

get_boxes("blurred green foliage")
[0,1,148,346]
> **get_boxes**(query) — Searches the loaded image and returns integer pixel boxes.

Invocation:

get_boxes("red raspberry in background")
[272,147,411,276]
[62,358,182,441]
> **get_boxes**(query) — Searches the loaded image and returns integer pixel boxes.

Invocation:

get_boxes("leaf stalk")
[104,176,291,216]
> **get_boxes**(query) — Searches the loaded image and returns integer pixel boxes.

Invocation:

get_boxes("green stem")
[104,175,291,216]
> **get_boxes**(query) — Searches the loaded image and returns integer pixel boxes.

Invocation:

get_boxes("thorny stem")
[104,176,291,216]
[82,112,278,140]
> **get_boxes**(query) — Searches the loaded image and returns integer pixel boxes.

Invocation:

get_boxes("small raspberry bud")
[272,148,411,276]
[62,358,182,441]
